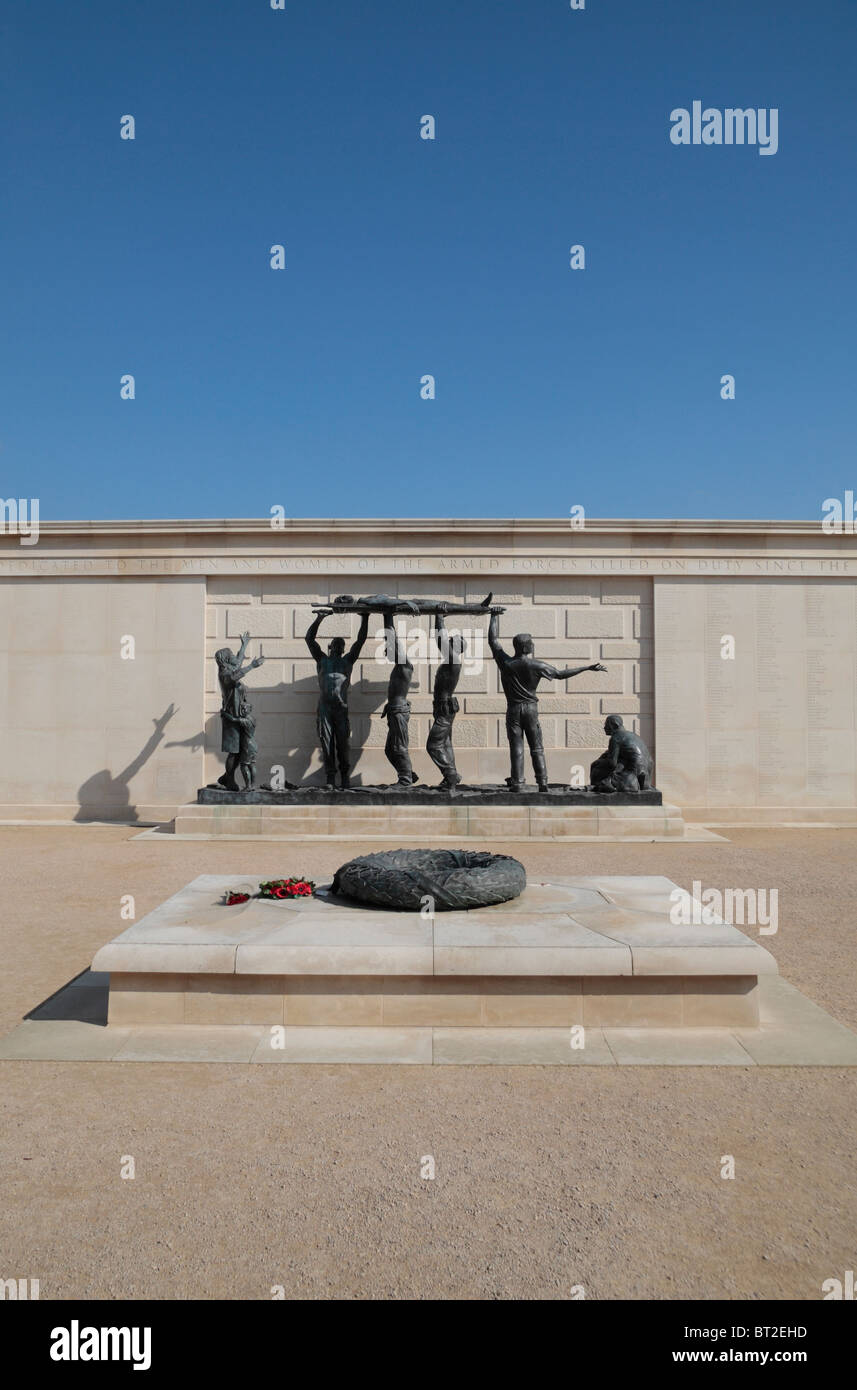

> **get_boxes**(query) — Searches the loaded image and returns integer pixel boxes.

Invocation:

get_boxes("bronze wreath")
[331,848,526,911]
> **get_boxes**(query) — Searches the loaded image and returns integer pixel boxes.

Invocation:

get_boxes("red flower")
[226,892,250,905]
[256,875,315,900]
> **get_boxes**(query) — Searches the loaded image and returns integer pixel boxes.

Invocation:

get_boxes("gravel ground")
[0,824,854,1301]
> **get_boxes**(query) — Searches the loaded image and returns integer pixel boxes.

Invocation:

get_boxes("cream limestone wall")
[655,577,857,820]
[0,577,205,821]
[204,573,652,788]
[2,519,857,821]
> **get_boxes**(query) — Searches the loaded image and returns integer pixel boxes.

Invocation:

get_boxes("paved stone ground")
[0,824,854,1300]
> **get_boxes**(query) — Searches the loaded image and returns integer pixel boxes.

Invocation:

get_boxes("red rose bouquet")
[257,877,316,900]
[224,877,315,905]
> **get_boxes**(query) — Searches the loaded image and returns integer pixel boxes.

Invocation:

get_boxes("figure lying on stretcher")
[312,592,501,616]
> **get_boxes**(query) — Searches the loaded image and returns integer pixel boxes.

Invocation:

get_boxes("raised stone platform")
[176,788,686,839]
[92,874,776,1030]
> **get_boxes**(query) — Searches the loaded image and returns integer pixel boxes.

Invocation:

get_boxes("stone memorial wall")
[654,577,857,819]
[0,518,855,822]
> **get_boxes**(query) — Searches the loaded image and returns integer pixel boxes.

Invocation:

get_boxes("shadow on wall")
[75,704,186,823]
[205,675,393,788]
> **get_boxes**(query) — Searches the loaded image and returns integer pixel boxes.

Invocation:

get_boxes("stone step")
[173,802,688,839]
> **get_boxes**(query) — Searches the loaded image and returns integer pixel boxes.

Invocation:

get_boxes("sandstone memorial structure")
[7,513,852,1069]
[1,516,856,828]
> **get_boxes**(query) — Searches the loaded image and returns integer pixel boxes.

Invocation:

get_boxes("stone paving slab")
[735,975,857,1065]
[250,1026,433,1064]
[0,1019,134,1061]
[602,1028,755,1065]
[432,1027,615,1065]
[112,1025,264,1063]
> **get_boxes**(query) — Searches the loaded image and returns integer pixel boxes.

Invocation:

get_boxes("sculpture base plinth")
[197,784,663,807]
[175,789,686,839]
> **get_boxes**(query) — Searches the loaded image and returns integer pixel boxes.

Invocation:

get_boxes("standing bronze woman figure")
[212,632,264,791]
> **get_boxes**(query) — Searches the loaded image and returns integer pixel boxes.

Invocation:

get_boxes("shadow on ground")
[25,972,109,1027]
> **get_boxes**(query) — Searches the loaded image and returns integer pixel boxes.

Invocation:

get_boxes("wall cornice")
[2,517,856,577]
[3,516,847,538]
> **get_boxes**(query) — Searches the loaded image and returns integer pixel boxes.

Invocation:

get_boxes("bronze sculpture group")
[211,595,655,794]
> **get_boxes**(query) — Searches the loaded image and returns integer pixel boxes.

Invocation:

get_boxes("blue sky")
[2,0,855,521]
